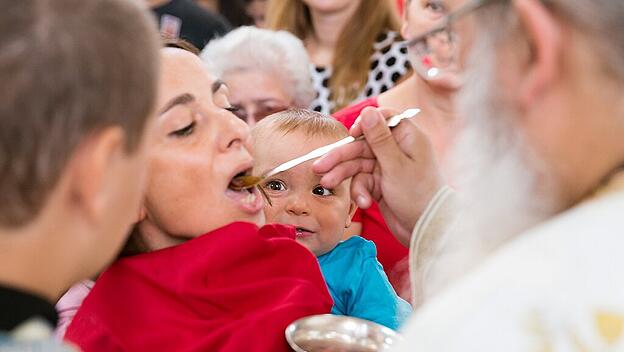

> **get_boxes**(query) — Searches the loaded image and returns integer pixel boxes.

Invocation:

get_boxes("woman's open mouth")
[226,168,264,214]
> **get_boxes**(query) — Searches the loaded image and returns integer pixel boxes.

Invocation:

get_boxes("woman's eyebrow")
[159,93,195,115]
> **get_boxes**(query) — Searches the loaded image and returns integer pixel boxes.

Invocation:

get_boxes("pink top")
[55,280,93,340]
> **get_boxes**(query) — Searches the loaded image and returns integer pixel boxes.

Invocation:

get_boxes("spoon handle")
[264,136,356,178]
[263,108,420,179]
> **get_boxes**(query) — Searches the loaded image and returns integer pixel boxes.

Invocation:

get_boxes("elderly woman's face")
[141,49,264,241]
[224,70,292,127]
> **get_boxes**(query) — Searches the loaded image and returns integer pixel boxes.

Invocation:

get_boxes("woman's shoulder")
[373,30,405,51]
[370,30,409,67]
[363,30,411,99]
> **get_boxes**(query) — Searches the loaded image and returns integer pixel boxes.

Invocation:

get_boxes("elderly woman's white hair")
[201,26,315,108]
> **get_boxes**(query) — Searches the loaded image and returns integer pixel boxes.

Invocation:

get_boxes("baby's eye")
[312,186,333,196]
[264,180,286,192]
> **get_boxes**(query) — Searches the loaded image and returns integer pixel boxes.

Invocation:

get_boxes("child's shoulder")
[331,236,378,261]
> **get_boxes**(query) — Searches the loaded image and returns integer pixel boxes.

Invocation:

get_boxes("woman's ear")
[400,17,410,40]
[400,1,410,39]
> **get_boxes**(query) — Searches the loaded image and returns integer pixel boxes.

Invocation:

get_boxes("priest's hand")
[313,107,443,246]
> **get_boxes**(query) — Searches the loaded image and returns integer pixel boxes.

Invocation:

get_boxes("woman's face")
[246,0,267,27]
[403,0,448,37]
[223,69,292,127]
[403,0,460,87]
[139,49,264,244]
[195,0,218,12]
[301,0,360,15]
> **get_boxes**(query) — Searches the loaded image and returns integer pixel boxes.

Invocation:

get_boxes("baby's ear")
[345,200,358,228]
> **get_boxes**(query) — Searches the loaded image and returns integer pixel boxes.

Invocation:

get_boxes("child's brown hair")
[0,0,160,227]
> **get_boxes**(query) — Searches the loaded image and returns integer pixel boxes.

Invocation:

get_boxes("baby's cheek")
[262,204,278,222]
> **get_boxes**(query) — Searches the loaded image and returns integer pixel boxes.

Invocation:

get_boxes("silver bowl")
[285,314,403,352]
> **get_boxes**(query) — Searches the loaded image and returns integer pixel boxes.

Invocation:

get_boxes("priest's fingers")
[349,107,400,138]
[313,139,374,175]
[318,158,376,191]
[357,107,409,174]
[350,173,374,209]
[392,116,433,161]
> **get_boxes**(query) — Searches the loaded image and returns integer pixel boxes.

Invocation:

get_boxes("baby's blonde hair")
[252,109,348,148]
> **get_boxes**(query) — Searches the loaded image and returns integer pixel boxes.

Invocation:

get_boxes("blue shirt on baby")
[317,236,412,330]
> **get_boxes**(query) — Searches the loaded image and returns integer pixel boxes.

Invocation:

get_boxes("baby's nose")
[285,196,310,216]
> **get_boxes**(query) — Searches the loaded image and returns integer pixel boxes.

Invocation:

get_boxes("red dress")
[334,97,410,299]
[65,222,332,352]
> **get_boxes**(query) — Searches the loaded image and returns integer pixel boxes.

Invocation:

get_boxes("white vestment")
[396,183,624,351]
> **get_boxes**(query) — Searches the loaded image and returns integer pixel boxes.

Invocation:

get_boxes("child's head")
[252,109,357,256]
[0,0,160,285]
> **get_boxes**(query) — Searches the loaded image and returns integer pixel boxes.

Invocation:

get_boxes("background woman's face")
[403,0,461,87]
[301,0,360,14]
[403,0,448,37]
[223,69,292,127]
[141,49,264,241]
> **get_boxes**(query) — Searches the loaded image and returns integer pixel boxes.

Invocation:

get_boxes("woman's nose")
[219,111,251,152]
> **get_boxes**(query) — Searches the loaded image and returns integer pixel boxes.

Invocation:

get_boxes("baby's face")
[254,130,356,256]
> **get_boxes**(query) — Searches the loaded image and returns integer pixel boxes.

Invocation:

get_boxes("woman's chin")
[225,210,265,228]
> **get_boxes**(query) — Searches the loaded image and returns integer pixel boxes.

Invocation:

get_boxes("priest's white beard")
[419,29,560,302]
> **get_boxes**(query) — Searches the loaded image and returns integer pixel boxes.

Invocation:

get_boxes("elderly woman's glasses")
[230,103,290,125]
[403,0,508,80]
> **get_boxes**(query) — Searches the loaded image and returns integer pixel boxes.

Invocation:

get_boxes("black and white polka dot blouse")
[309,31,411,114]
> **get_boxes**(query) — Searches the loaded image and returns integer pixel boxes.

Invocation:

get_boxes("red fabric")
[334,98,411,299]
[396,0,404,16]
[352,210,363,222]
[332,97,379,131]
[65,222,333,352]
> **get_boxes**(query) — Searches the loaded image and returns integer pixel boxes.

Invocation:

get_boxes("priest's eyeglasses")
[403,0,509,80]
